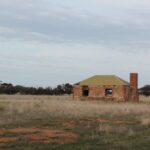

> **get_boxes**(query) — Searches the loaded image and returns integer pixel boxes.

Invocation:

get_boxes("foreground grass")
[0,95,150,150]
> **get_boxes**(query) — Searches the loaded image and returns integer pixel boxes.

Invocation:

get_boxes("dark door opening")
[83,90,89,96]
[82,86,89,97]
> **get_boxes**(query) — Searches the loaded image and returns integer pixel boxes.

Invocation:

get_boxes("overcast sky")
[0,0,150,87]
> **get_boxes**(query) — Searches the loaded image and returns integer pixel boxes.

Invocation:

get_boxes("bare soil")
[0,127,78,145]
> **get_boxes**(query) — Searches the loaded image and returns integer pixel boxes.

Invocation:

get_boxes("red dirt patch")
[0,118,136,145]
[0,128,78,145]
[26,129,78,144]
[0,137,17,143]
[9,128,39,134]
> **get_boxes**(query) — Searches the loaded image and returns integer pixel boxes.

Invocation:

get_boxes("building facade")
[73,73,139,101]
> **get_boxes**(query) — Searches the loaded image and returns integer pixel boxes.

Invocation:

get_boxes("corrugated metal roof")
[77,75,129,86]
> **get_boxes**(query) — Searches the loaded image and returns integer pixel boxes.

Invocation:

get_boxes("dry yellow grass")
[0,95,149,150]
[0,95,150,125]
[140,95,150,103]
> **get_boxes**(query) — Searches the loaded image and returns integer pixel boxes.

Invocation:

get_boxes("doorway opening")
[82,86,89,97]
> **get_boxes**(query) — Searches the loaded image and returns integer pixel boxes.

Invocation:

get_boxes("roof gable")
[77,75,129,86]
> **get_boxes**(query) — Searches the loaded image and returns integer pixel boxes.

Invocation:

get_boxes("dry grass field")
[0,95,150,150]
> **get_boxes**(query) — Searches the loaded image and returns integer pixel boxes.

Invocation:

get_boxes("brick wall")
[130,73,139,101]
[73,85,82,100]
[73,85,130,101]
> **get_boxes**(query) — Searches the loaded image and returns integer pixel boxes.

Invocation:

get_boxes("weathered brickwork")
[73,85,130,101]
[73,73,139,102]
[130,73,139,101]
[73,85,82,100]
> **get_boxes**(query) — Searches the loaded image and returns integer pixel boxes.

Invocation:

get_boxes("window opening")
[105,89,113,96]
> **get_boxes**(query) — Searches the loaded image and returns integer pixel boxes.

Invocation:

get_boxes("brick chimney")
[130,73,139,101]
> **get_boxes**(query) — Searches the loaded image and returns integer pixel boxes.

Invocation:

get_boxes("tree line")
[139,85,150,96]
[0,82,150,96]
[0,83,73,95]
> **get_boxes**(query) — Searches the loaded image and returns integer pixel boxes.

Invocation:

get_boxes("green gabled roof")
[77,75,129,86]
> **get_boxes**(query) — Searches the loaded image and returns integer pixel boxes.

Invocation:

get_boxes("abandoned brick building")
[73,73,139,101]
